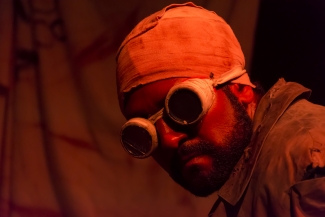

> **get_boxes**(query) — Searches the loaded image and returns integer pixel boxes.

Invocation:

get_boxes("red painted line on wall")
[34,123,97,151]
[74,31,116,68]
[49,132,96,150]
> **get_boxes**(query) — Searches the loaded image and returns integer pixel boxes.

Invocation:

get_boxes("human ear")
[228,83,257,119]
[228,83,255,105]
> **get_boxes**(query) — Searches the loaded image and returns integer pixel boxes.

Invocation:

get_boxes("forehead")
[124,78,187,119]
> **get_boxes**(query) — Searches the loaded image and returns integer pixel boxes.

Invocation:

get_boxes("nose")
[155,118,188,150]
[152,118,188,173]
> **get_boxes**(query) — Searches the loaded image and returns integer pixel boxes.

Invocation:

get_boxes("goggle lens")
[168,89,203,124]
[121,125,153,157]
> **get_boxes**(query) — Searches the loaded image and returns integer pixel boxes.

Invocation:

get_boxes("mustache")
[177,139,224,159]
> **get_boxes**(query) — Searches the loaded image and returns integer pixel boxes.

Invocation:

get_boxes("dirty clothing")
[209,79,325,217]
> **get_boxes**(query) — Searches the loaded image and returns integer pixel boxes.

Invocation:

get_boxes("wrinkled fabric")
[0,0,261,216]
[209,78,325,217]
[0,0,219,216]
[116,2,255,115]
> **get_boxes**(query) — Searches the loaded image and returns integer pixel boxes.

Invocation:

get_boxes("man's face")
[124,78,253,197]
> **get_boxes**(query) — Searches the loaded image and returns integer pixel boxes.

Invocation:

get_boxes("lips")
[177,140,205,166]
[179,152,200,166]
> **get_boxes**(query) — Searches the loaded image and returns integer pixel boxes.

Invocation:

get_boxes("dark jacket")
[209,78,325,217]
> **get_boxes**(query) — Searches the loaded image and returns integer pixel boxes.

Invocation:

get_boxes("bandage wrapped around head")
[116,2,255,115]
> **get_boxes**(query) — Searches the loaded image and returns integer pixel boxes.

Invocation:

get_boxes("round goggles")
[120,79,215,158]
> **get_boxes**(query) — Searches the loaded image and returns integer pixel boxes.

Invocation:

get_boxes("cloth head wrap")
[116,2,255,114]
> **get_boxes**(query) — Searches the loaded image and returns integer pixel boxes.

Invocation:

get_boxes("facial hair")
[170,87,253,197]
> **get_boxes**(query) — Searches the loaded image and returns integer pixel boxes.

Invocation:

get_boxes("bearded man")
[115,2,325,217]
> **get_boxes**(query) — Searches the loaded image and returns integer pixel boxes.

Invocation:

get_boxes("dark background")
[251,0,325,105]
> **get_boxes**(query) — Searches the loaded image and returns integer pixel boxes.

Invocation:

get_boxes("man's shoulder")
[278,99,325,137]
[263,98,325,150]
[254,78,324,137]
[260,98,325,177]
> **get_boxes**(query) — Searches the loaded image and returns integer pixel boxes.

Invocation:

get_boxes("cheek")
[196,91,235,143]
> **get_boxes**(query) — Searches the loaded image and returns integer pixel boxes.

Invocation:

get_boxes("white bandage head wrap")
[116,2,255,116]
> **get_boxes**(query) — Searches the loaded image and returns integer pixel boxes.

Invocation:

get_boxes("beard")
[169,87,253,197]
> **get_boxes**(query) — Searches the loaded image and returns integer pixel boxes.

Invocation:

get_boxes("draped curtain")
[0,0,259,216]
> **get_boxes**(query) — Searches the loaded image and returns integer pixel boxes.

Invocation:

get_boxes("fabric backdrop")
[0,0,260,216]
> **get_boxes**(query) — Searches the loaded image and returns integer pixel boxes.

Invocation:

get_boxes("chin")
[170,139,248,197]
[178,156,220,196]
[171,159,229,197]
[177,168,225,197]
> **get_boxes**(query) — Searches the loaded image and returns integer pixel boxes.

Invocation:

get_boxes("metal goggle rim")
[120,109,162,158]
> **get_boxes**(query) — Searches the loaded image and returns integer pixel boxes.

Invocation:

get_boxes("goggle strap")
[148,108,164,123]
[213,66,248,86]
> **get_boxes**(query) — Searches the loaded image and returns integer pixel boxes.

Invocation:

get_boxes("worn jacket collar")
[216,78,311,205]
